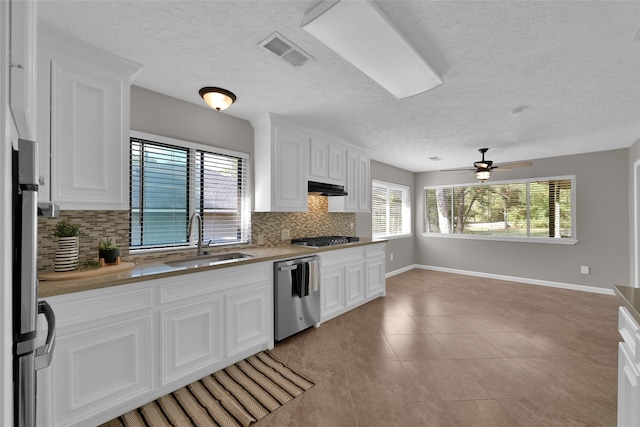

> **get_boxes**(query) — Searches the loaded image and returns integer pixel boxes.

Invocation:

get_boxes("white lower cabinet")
[160,298,223,385]
[319,243,385,322]
[37,261,272,427]
[226,283,271,358]
[618,306,640,427]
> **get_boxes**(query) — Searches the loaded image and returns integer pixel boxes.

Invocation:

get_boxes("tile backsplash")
[37,195,355,271]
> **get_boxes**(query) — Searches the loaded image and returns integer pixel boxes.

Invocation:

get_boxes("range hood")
[308,181,348,197]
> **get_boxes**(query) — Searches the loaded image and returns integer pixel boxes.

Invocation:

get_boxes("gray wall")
[628,139,640,287]
[364,160,416,273]
[131,86,254,154]
[415,149,630,290]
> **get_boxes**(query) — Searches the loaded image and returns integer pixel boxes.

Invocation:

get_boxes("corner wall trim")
[387,265,615,296]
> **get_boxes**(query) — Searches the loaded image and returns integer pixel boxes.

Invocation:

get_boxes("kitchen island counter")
[38,239,383,298]
[615,284,640,324]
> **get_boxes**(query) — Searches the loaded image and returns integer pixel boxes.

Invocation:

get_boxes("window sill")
[373,233,413,242]
[421,232,578,245]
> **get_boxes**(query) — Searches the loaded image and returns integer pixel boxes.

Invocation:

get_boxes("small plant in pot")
[98,238,120,265]
[52,221,82,272]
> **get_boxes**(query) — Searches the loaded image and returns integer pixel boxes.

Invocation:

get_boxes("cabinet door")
[619,342,640,427]
[9,0,36,140]
[272,125,308,211]
[50,59,128,210]
[328,143,346,183]
[309,138,329,179]
[345,261,365,308]
[160,298,223,385]
[357,154,371,211]
[226,283,271,358]
[366,255,385,298]
[344,151,359,210]
[47,315,154,426]
[320,265,346,320]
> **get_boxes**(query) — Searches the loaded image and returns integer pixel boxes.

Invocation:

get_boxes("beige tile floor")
[258,269,621,427]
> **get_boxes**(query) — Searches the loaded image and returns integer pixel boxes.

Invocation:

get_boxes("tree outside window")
[425,177,573,240]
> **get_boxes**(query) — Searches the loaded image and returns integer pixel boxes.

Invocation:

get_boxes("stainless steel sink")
[164,252,253,268]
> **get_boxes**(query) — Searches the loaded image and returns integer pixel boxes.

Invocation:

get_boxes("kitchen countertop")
[614,285,640,324]
[38,238,383,298]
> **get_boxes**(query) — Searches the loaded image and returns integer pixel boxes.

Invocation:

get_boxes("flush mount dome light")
[199,87,237,111]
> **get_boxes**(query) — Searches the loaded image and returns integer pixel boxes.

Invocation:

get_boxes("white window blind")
[424,176,574,240]
[372,180,411,239]
[130,136,250,249]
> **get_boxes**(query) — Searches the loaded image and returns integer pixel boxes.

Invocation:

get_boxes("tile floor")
[257,269,621,427]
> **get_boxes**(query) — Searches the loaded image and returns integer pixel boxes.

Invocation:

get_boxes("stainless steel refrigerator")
[12,139,56,427]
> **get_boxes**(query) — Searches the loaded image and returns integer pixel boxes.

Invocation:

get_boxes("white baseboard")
[385,264,419,278]
[387,264,615,296]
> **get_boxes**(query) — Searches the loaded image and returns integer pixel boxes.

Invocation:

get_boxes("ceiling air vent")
[258,32,314,67]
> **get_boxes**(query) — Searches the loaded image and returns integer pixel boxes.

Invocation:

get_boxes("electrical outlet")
[257,234,265,245]
[580,265,590,275]
[281,229,290,240]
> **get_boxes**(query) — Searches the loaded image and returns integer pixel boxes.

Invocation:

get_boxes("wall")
[415,149,630,291]
[0,1,12,422]
[36,197,355,270]
[628,138,640,287]
[362,160,416,273]
[33,88,358,272]
[130,86,254,155]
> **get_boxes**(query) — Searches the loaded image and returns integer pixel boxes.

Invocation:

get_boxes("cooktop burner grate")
[291,235,360,248]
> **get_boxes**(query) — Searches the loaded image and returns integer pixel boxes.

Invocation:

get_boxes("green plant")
[78,260,101,271]
[52,220,82,237]
[97,238,118,250]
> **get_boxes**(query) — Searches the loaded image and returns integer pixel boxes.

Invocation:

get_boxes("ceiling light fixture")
[475,170,491,183]
[199,87,237,111]
[302,0,442,99]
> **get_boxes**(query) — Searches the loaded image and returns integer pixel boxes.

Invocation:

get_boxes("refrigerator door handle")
[34,301,56,371]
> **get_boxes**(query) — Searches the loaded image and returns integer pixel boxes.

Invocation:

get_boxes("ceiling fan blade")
[493,161,533,171]
[440,167,475,172]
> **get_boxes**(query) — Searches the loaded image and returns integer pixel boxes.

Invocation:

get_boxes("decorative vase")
[99,248,120,265]
[54,236,79,272]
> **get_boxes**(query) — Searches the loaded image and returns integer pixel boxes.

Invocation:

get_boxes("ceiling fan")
[444,148,532,182]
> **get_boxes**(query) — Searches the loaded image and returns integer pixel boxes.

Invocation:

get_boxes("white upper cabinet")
[329,148,371,212]
[37,26,142,209]
[9,0,37,141]
[252,113,310,212]
[309,136,345,185]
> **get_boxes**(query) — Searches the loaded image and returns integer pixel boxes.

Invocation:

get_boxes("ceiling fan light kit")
[302,0,443,99]
[441,148,532,183]
[199,87,237,111]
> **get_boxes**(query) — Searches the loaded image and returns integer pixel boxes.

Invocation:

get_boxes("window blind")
[372,180,411,238]
[130,137,250,249]
[424,176,574,240]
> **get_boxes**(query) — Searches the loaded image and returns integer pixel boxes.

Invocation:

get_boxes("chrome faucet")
[187,213,211,256]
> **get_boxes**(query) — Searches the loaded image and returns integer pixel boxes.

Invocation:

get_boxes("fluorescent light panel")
[302,0,442,99]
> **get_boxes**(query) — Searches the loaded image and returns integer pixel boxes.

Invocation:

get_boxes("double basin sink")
[164,252,253,269]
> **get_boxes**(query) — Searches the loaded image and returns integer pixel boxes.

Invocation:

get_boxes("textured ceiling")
[37,1,640,172]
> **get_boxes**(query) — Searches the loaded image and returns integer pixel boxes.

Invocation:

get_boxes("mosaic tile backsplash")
[37,196,355,272]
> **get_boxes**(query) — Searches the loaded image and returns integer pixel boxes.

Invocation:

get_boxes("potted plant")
[98,238,120,265]
[52,220,82,272]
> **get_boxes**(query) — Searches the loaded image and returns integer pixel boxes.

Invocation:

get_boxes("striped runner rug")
[100,351,315,427]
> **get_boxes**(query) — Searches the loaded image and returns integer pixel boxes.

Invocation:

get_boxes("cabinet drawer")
[619,306,640,355]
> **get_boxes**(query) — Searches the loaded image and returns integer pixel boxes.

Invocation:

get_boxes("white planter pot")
[55,236,79,272]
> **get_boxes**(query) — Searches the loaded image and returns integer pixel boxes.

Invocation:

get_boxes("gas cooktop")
[291,236,360,248]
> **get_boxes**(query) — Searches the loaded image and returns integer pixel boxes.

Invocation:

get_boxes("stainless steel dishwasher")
[274,255,320,341]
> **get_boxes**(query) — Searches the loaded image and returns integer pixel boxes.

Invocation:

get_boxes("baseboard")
[388,264,615,295]
[386,264,420,278]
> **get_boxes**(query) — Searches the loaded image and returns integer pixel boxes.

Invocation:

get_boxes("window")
[372,180,411,239]
[130,132,250,250]
[424,176,574,242]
